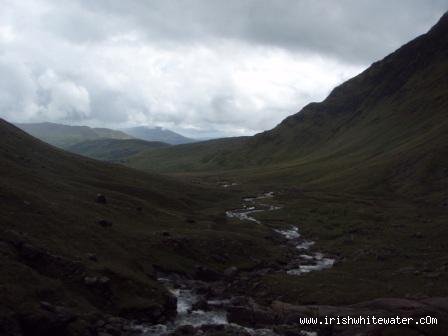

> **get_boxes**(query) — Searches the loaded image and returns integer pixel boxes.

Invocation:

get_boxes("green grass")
[234,190,448,306]
[0,120,289,330]
[67,138,170,162]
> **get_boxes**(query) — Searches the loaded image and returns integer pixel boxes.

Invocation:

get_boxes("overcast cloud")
[0,0,446,137]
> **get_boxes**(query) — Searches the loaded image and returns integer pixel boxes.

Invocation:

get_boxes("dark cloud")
[70,0,447,63]
[0,0,446,136]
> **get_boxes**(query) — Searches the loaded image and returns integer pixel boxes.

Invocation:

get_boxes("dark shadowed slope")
[0,119,285,334]
[122,126,195,145]
[67,138,170,162]
[15,122,133,148]
[127,12,448,201]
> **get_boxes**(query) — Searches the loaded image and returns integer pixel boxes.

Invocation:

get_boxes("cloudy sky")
[0,1,446,138]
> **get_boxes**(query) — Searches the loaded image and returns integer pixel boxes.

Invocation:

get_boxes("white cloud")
[0,57,38,121]
[0,25,16,43]
[0,0,445,137]
[37,70,91,120]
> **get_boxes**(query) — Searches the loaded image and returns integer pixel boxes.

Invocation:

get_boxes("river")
[139,191,333,336]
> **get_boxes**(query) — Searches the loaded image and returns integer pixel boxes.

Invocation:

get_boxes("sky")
[0,1,446,138]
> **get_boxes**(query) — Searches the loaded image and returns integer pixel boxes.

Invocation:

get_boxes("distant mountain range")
[15,122,133,148]
[14,123,196,161]
[121,126,195,145]
[15,122,195,148]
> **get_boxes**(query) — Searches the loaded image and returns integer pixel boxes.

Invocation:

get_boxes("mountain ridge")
[15,122,133,148]
[126,11,448,203]
[122,126,195,145]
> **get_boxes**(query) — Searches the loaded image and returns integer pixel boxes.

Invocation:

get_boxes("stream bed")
[140,192,333,336]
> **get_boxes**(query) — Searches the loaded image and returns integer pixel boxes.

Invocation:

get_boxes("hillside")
[0,119,286,335]
[67,138,170,162]
[122,126,195,145]
[15,122,133,148]
[127,12,448,202]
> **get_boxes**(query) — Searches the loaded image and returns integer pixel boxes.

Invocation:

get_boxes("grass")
[240,190,448,306]
[0,119,289,331]
[67,138,170,162]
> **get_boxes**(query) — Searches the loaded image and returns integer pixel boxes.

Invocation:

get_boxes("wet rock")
[172,324,196,335]
[224,266,238,278]
[120,294,177,324]
[200,324,225,332]
[227,305,276,327]
[192,298,209,311]
[229,296,252,307]
[98,219,113,227]
[211,254,227,263]
[96,193,107,204]
[95,319,106,328]
[195,282,213,296]
[84,276,111,286]
[194,266,221,281]
[200,324,251,336]
[207,282,226,297]
[86,253,98,262]
[412,232,423,239]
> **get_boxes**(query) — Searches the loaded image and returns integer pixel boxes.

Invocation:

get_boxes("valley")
[0,9,447,336]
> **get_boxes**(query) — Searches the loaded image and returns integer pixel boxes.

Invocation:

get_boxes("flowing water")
[140,191,332,335]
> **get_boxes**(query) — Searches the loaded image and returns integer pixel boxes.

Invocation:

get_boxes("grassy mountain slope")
[15,122,133,148]
[124,136,248,172]
[127,12,448,201]
[0,119,286,334]
[67,138,170,162]
[122,126,195,145]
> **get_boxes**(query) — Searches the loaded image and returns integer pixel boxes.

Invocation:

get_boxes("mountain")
[15,122,133,148]
[122,126,195,145]
[0,119,284,334]
[121,15,448,326]
[2,12,448,336]
[127,12,448,202]
[67,138,170,162]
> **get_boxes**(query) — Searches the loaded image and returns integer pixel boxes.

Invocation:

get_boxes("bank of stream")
[140,192,334,336]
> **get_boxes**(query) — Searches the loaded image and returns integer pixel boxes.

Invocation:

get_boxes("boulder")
[84,276,111,287]
[191,299,209,311]
[171,325,196,335]
[96,194,107,204]
[223,266,238,278]
[98,219,113,227]
[86,253,98,262]
[227,305,276,327]
[194,266,221,281]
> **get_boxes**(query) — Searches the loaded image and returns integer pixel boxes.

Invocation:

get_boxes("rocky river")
[136,192,336,336]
